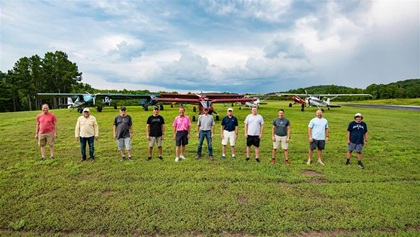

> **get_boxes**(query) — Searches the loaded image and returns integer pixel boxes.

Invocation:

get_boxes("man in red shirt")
[35,104,58,162]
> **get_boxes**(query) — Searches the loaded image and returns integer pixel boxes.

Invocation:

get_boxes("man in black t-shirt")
[146,106,165,161]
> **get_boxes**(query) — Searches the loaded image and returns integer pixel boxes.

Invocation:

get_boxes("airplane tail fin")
[67,97,74,109]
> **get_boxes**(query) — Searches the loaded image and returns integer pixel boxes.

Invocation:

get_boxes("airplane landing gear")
[160,104,164,110]
[216,115,219,121]
[289,103,293,107]
[96,106,103,112]
[78,107,83,113]
[192,115,196,122]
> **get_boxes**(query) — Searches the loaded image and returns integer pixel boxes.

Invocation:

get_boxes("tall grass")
[0,102,419,236]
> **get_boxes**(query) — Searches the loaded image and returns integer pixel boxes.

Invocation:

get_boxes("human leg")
[80,137,87,159]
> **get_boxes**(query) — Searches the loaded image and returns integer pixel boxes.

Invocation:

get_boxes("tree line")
[1,51,419,112]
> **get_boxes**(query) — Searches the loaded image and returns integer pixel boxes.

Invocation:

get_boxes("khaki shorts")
[149,136,163,147]
[221,130,236,146]
[273,135,288,150]
[38,132,55,147]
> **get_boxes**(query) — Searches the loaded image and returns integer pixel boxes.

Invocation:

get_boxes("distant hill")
[270,79,420,99]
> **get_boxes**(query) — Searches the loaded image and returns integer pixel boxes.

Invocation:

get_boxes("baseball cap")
[354,113,363,119]
[83,108,90,112]
[227,108,233,112]
[120,106,126,110]
[154,106,159,110]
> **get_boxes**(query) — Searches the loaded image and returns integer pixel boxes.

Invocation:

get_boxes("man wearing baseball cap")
[220,108,238,160]
[75,107,99,162]
[346,113,368,169]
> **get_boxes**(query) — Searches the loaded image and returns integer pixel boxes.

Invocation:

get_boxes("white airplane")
[238,98,265,109]
[278,90,372,112]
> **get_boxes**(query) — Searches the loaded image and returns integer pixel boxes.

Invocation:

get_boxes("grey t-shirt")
[198,114,215,131]
[114,115,132,139]
[272,117,290,136]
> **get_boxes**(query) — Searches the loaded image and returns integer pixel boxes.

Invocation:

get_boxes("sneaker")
[232,156,236,160]
[195,155,202,160]
[285,161,291,166]
[209,156,214,161]
[221,155,226,160]
[306,160,311,165]
[158,156,163,161]
[346,160,350,166]
[120,157,126,162]
[256,158,260,163]
[50,157,55,160]
[246,157,250,161]
[79,158,86,162]
[358,163,364,169]
[128,157,134,162]
[317,160,325,166]
[180,155,186,160]
[89,157,94,161]
[40,157,45,162]
[270,159,275,164]
[175,157,179,162]
[147,157,152,161]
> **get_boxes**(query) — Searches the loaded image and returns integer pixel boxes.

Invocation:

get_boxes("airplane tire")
[97,106,103,112]
[239,107,242,110]
[144,106,148,111]
[321,109,325,113]
[78,107,83,113]
[171,104,173,108]
[193,107,197,112]
[216,115,219,121]
[192,116,196,122]
[160,105,164,111]
[114,104,117,109]
[289,103,292,107]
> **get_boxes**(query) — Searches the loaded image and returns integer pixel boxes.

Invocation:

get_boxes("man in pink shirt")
[35,104,58,162]
[173,107,191,162]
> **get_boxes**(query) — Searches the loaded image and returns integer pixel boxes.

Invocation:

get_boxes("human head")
[227,108,233,115]
[120,106,127,115]
[153,106,159,115]
[42,104,50,114]
[251,106,258,115]
[354,113,363,121]
[278,109,284,118]
[316,109,323,118]
[179,107,185,115]
[83,108,90,117]
[203,107,209,114]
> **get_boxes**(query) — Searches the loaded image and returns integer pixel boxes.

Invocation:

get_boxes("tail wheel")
[160,105,164,111]
[97,106,103,112]
[289,103,292,107]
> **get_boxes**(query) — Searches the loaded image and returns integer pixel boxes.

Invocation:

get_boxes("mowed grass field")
[0,101,419,237]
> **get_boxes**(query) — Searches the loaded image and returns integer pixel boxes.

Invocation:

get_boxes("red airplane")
[152,93,257,121]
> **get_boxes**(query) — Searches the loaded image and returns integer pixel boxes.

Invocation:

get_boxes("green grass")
[0,101,419,236]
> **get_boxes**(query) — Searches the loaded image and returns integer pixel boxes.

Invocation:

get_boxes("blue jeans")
[80,136,95,159]
[197,130,213,156]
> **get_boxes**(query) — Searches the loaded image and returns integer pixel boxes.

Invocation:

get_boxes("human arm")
[259,124,264,139]
[146,124,150,140]
[364,131,368,145]
[94,118,99,141]
[286,125,290,143]
[271,125,275,142]
[308,127,313,142]
[325,128,329,142]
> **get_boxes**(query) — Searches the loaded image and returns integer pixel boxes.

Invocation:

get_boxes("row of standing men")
[35,104,368,168]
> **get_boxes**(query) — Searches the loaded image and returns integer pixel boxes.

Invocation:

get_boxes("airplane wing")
[36,93,84,98]
[277,93,308,97]
[211,97,257,103]
[316,94,372,97]
[152,97,201,103]
[95,93,157,100]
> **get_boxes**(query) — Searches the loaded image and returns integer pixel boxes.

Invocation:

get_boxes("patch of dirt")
[237,195,248,204]
[301,170,322,176]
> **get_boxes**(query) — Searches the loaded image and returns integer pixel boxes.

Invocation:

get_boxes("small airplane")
[238,98,266,109]
[278,91,372,112]
[152,92,258,121]
[36,92,158,113]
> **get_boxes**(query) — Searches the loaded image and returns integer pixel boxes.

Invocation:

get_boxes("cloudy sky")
[1,0,419,94]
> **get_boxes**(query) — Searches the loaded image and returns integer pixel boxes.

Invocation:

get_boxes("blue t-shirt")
[308,117,328,140]
[347,121,368,144]
[221,116,238,131]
